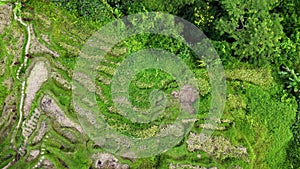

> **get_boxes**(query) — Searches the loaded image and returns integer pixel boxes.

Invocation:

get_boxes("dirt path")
[3,2,32,169]
[12,3,31,141]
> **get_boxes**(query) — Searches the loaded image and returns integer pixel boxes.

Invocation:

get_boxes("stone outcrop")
[92,153,129,169]
[187,133,248,161]
[0,4,12,34]
[31,121,47,144]
[40,95,83,134]
[24,61,49,118]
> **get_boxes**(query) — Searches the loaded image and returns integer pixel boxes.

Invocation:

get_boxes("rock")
[29,25,59,57]
[24,61,49,118]
[27,150,40,161]
[40,95,84,134]
[41,34,50,44]
[178,84,199,104]
[58,128,78,144]
[186,133,249,161]
[22,109,41,138]
[31,121,47,144]
[42,159,55,169]
[0,4,12,34]
[2,77,14,91]
[199,123,226,131]
[51,71,71,90]
[92,153,129,169]
[1,93,17,117]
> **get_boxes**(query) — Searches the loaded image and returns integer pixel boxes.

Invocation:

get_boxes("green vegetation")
[0,0,299,168]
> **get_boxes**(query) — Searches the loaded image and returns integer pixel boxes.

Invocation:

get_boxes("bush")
[53,0,118,22]
[245,85,297,168]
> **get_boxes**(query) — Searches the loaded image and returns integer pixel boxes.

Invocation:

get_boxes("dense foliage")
[50,0,300,168]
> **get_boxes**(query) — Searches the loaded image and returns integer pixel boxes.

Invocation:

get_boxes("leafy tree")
[140,0,196,14]
[106,0,147,15]
[275,33,300,71]
[273,0,300,40]
[209,0,299,70]
[272,0,300,70]
[53,0,119,22]
[214,0,284,66]
[192,0,221,34]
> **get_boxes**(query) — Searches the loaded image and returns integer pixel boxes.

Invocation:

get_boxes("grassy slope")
[0,0,297,168]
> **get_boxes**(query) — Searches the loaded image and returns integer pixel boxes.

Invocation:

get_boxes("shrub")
[245,85,297,168]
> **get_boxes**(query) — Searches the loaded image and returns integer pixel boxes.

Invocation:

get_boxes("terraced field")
[0,0,299,169]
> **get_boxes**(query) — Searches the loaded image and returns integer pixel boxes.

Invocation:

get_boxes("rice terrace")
[0,0,299,169]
